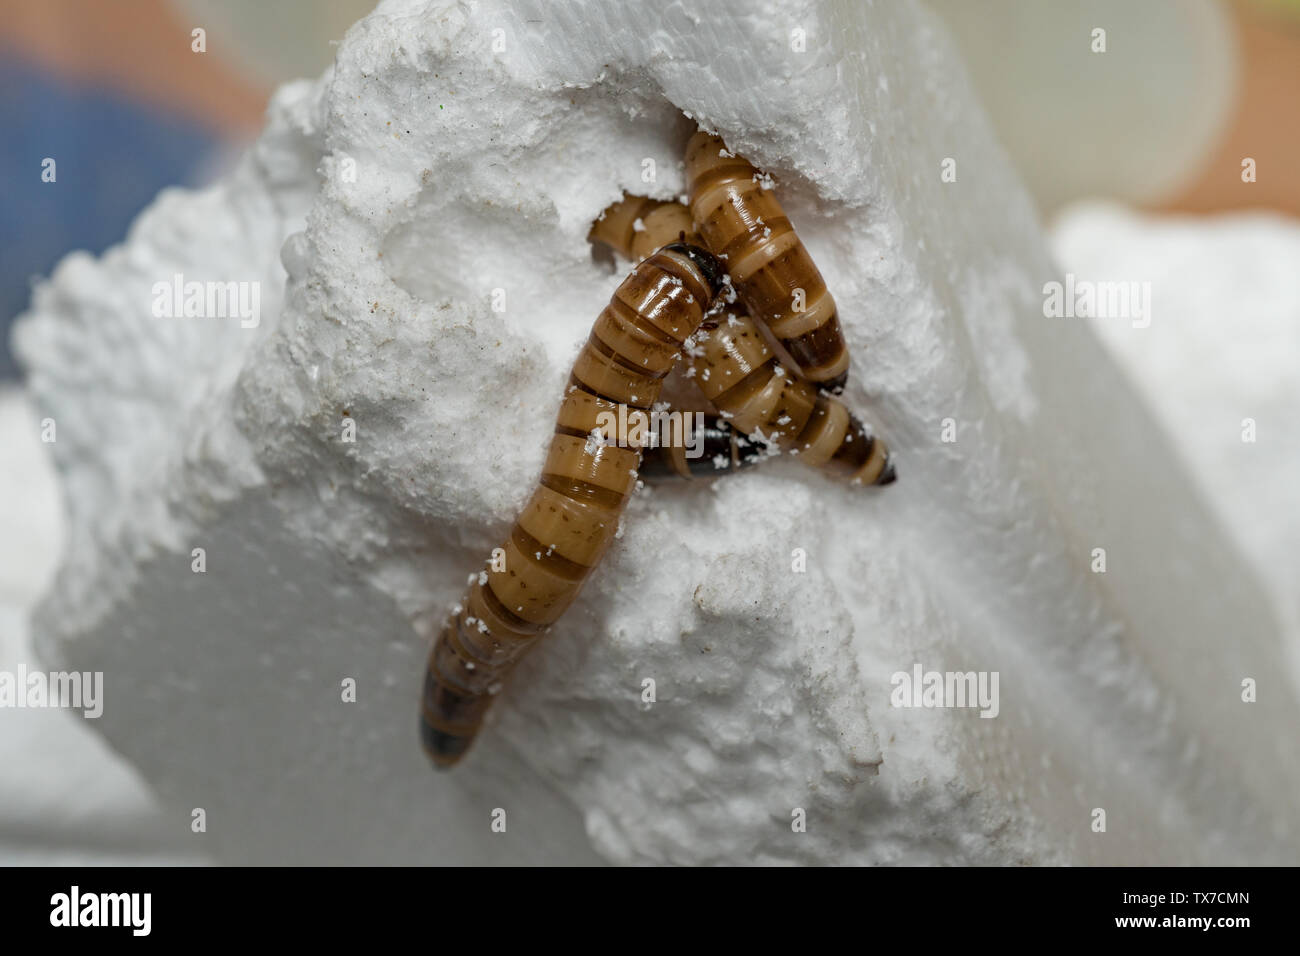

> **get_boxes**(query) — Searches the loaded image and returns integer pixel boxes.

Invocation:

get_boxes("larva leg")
[638,413,768,481]
[422,243,724,768]
[685,131,851,392]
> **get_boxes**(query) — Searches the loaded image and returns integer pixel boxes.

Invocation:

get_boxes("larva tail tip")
[663,242,725,297]
[420,718,472,769]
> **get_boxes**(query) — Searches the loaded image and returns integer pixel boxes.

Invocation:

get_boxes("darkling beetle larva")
[421,243,725,768]
[591,195,896,488]
[685,131,851,393]
[691,312,895,485]
[592,196,764,484]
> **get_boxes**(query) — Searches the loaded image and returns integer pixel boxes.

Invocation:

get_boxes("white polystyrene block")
[11,0,1300,864]
[1050,202,1300,638]
[0,389,199,864]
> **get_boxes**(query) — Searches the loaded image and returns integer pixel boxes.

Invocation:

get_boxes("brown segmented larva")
[421,243,725,768]
[591,196,896,488]
[691,311,895,486]
[685,131,851,392]
[592,196,765,483]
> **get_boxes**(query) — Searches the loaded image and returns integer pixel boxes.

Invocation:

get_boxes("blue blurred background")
[0,0,372,379]
[0,55,224,378]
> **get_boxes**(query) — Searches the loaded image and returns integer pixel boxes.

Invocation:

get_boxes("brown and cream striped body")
[421,243,724,768]
[685,131,851,392]
[691,311,894,485]
[591,196,895,488]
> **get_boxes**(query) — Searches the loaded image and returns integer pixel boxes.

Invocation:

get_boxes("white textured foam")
[1051,201,1300,642]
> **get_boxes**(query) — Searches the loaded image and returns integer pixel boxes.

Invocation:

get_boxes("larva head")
[661,242,725,299]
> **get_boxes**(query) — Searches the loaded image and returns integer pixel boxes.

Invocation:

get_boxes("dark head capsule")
[663,241,726,297]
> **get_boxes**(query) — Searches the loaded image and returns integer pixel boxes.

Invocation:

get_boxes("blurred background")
[0,0,1297,863]
[0,0,374,378]
[2,0,1298,375]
